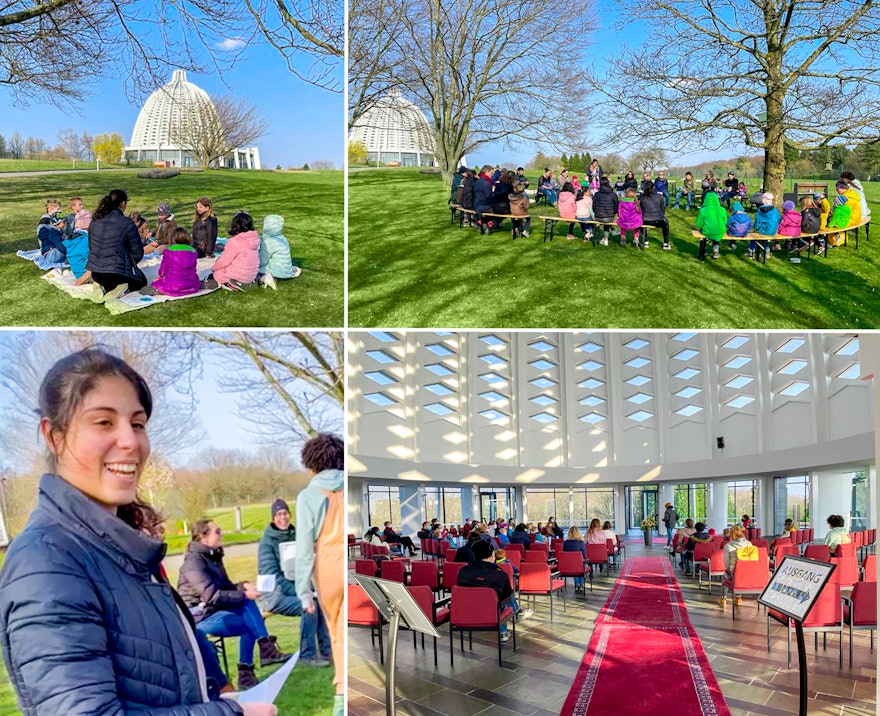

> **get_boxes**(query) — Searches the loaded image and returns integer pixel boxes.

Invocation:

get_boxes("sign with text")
[757,556,836,622]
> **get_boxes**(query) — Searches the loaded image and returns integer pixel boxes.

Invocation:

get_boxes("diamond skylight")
[364,392,395,407]
[628,410,653,422]
[479,372,508,387]
[530,340,555,352]
[779,381,810,397]
[426,363,454,376]
[673,348,699,361]
[624,338,649,350]
[580,413,605,424]
[365,371,395,386]
[723,356,751,370]
[480,353,507,367]
[776,338,805,354]
[480,335,507,348]
[577,341,603,353]
[673,367,700,380]
[479,409,507,421]
[724,375,753,390]
[676,404,703,417]
[578,360,603,372]
[675,386,702,399]
[366,350,396,364]
[426,343,454,357]
[530,377,556,389]
[779,359,807,375]
[672,332,697,342]
[580,395,605,407]
[424,403,455,416]
[838,364,860,380]
[479,390,506,402]
[625,356,651,369]
[530,412,557,424]
[530,394,558,407]
[835,338,859,356]
[725,395,755,409]
[627,393,653,405]
[722,335,750,350]
[424,383,454,396]
[579,377,604,389]
[626,375,651,387]
[368,331,397,343]
[530,359,556,371]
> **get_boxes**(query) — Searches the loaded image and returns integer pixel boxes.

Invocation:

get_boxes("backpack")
[455,185,464,205]
[736,544,759,561]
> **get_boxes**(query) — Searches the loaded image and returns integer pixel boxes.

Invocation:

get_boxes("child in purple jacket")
[141,227,215,297]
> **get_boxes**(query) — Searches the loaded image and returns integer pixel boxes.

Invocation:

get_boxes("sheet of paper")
[224,651,300,704]
[256,574,276,593]
[279,541,297,580]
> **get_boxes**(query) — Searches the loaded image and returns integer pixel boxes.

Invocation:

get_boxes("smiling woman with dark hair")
[0,348,276,716]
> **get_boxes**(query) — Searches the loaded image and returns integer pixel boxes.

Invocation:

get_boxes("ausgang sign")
[757,556,837,622]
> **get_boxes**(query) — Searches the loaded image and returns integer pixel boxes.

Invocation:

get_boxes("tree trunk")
[762,55,786,205]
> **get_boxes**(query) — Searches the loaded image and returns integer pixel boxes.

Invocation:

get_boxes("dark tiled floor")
[348,542,877,715]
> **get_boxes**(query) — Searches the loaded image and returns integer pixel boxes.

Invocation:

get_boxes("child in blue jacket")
[726,202,752,252]
[753,192,781,258]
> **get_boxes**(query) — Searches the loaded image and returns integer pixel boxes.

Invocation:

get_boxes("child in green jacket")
[696,192,728,259]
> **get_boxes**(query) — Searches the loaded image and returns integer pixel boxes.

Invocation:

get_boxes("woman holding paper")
[0,347,276,715]
[178,520,292,691]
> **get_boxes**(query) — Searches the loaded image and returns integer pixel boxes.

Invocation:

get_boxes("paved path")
[0,168,128,178]
[163,540,258,572]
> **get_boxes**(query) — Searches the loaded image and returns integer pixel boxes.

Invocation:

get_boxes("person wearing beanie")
[155,201,179,247]
[258,499,333,668]
[457,538,516,641]
[753,192,781,258]
[827,180,861,246]
[726,201,753,253]
[813,192,831,229]
[777,199,802,250]
[450,165,468,204]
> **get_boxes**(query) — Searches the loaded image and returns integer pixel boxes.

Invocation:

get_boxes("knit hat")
[271,498,290,519]
[472,539,493,560]
[458,166,468,174]
[732,202,744,212]
[761,192,774,203]
[157,201,172,216]
[665,502,673,508]
[835,180,848,190]
[783,200,796,211]
[813,192,824,200]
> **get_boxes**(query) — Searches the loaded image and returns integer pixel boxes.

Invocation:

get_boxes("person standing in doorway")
[662,501,679,548]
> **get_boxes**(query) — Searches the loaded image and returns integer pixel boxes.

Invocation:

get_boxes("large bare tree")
[594,0,880,202]
[350,0,598,187]
[168,95,269,168]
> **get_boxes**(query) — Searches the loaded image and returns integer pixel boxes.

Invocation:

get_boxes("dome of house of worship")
[349,89,436,167]
[124,69,260,169]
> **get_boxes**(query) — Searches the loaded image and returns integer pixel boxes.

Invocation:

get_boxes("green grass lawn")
[0,554,334,715]
[348,168,880,328]
[1,169,343,327]
[0,159,140,172]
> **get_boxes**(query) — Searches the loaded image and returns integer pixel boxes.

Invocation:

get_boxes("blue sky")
[0,25,342,168]
[468,7,749,170]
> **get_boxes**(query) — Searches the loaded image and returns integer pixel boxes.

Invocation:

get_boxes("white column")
[710,480,728,531]
[399,486,420,538]
[814,470,855,538]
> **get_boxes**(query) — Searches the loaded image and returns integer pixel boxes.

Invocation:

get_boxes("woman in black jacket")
[592,177,620,245]
[86,189,148,295]
[0,348,276,716]
[639,179,671,249]
[178,520,292,689]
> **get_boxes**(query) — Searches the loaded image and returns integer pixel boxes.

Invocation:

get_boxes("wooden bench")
[539,216,658,249]
[449,205,526,236]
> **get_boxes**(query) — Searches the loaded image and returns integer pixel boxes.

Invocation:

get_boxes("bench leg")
[698,237,706,262]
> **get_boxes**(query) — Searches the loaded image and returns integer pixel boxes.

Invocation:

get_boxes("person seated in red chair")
[681,522,713,575]
[383,521,418,556]
[457,539,516,641]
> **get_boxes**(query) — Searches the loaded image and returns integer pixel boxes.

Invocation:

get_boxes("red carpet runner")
[560,556,731,716]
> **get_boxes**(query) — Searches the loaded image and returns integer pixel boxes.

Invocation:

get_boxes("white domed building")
[124,70,260,169]
[349,89,436,167]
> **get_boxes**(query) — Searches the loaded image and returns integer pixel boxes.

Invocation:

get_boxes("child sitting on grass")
[777,200,802,251]
[753,192,781,258]
[696,191,727,259]
[558,182,578,240]
[209,211,261,291]
[258,214,301,289]
[509,182,531,238]
[575,188,594,243]
[617,187,642,247]
[726,201,752,251]
[140,227,214,297]
[68,196,92,232]
[129,212,159,254]
[37,199,69,264]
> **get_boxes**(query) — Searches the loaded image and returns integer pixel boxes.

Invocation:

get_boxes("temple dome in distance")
[349,89,435,167]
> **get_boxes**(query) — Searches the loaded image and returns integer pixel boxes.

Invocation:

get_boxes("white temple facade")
[349,89,436,167]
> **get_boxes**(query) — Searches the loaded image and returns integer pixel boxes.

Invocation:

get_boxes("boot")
[237,663,259,690]
[258,635,292,667]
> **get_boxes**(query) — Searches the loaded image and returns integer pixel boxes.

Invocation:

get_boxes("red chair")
[355,559,378,577]
[407,585,450,666]
[348,584,386,664]
[691,542,717,578]
[449,586,515,667]
[804,544,831,562]
[518,562,566,620]
[751,538,769,549]
[505,550,522,571]
[530,542,550,558]
[807,528,814,542]
[524,550,548,564]
[861,554,876,582]
[441,561,465,593]
[380,559,407,583]
[698,549,725,592]
[722,557,770,620]
[410,561,441,591]
[669,533,682,565]
[767,582,842,667]
[348,533,358,558]
[835,542,856,558]
[446,548,457,563]
[498,562,516,592]
[557,550,592,592]
[844,581,876,665]
[605,538,619,569]
[586,543,610,575]
[438,540,449,563]
[551,538,565,554]
[528,533,537,543]
[772,544,800,570]
[615,534,626,563]
[829,556,859,590]
[506,543,525,559]
[362,542,373,559]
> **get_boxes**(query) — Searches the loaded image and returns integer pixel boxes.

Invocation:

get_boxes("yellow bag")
[736,544,759,561]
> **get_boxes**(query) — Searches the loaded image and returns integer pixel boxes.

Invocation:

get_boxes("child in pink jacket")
[617,187,643,247]
[557,182,578,240]
[777,199,802,251]
[210,211,261,289]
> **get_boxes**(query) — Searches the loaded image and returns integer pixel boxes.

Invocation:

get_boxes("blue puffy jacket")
[86,208,144,279]
[0,474,242,715]
[754,204,781,235]
[726,212,753,237]
[474,177,495,214]
[259,214,296,279]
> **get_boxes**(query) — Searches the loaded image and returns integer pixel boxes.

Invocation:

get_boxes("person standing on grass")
[258,499,332,668]
[662,502,679,547]
[295,434,345,716]
[0,347,276,716]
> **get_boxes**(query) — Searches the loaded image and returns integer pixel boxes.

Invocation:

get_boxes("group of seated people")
[176,499,333,692]
[36,192,299,299]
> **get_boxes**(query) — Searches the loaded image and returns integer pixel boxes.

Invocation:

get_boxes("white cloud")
[217,37,246,51]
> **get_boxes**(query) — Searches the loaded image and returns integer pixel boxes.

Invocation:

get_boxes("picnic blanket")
[16,249,69,272]
[38,254,219,313]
